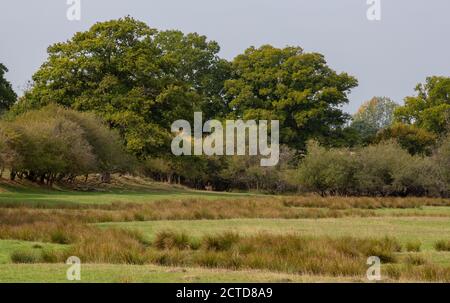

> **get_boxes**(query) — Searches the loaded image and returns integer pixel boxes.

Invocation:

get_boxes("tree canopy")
[224,45,358,150]
[395,76,450,134]
[350,97,398,145]
[19,22,358,155]
[18,17,230,157]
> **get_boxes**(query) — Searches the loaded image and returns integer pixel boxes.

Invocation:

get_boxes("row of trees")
[0,17,448,195]
[143,147,297,192]
[12,17,357,157]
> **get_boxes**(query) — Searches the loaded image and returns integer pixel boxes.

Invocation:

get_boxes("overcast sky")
[1,0,449,113]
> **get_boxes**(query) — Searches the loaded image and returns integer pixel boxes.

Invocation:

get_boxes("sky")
[0,0,449,113]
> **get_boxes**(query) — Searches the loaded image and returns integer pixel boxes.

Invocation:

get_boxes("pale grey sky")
[1,0,449,113]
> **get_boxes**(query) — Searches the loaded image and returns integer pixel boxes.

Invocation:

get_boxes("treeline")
[0,17,449,196]
[143,148,297,192]
[0,105,131,185]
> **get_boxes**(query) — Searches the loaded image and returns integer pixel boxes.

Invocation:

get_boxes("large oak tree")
[224,45,358,150]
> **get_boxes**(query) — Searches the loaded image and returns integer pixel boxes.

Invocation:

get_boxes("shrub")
[434,134,450,196]
[297,140,448,197]
[297,141,358,196]
[0,104,132,184]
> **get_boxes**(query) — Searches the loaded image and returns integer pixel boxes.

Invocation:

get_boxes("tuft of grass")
[10,249,41,264]
[405,240,422,252]
[203,232,240,251]
[50,230,72,244]
[384,264,401,280]
[153,231,193,250]
[403,254,427,266]
[434,240,450,252]
[67,228,147,265]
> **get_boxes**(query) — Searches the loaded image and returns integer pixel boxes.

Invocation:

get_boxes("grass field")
[0,179,251,206]
[98,217,450,250]
[1,177,450,283]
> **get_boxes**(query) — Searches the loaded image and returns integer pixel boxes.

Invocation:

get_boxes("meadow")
[1,176,450,283]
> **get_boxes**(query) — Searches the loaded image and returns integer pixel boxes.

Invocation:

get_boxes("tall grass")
[434,240,450,251]
[3,196,449,224]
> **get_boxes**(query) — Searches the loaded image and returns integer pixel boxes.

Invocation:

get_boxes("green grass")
[0,263,357,283]
[99,217,450,250]
[0,240,65,264]
[2,179,450,282]
[0,183,255,206]
[373,206,450,217]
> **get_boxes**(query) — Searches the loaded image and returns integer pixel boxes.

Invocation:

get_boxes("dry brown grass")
[281,196,450,209]
[0,198,380,224]
[2,196,449,225]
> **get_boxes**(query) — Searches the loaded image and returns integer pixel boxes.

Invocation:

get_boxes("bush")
[354,141,412,196]
[0,104,133,184]
[297,140,447,197]
[297,141,358,195]
[434,134,450,196]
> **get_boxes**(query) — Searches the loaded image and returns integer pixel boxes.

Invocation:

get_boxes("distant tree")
[0,63,17,112]
[224,45,358,150]
[375,123,437,155]
[395,76,450,134]
[354,97,398,129]
[351,97,398,144]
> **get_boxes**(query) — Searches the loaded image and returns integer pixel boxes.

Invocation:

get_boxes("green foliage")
[297,140,448,197]
[297,141,358,195]
[395,76,450,134]
[0,105,131,184]
[17,17,230,157]
[224,45,358,150]
[351,97,398,145]
[434,134,450,194]
[0,63,17,113]
[220,146,297,193]
[354,97,398,129]
[375,123,437,155]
